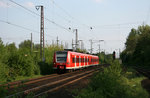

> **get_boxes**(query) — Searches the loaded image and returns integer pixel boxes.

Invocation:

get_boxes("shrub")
[0,61,9,82]
[76,60,149,98]
[0,86,7,98]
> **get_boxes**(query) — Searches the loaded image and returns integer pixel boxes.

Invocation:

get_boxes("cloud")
[24,2,34,8]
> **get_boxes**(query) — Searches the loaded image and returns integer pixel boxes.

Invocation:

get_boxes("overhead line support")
[36,5,45,61]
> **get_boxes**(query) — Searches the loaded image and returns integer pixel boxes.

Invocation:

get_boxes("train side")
[53,51,99,72]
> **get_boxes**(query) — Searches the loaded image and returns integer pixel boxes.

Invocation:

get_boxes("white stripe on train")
[53,64,98,70]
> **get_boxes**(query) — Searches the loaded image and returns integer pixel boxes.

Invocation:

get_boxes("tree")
[125,28,139,53]
[34,44,40,50]
[6,43,17,52]
[19,40,33,49]
[132,25,150,66]
[121,25,150,66]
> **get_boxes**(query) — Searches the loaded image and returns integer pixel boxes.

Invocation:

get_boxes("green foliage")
[76,60,149,98]
[19,40,33,49]
[97,52,113,64]
[125,28,139,53]
[121,25,150,67]
[0,62,9,82]
[0,86,8,98]
[0,38,64,83]
[76,48,87,53]
[38,45,63,75]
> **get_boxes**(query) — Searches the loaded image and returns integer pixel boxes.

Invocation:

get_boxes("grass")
[15,75,42,81]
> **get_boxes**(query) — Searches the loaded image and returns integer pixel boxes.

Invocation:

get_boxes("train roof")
[56,51,98,57]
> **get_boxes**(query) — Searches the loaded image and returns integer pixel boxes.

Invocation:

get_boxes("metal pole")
[80,40,82,50]
[41,6,45,61]
[90,40,93,54]
[98,40,104,54]
[72,39,74,50]
[99,41,100,54]
[36,5,45,61]
[75,29,78,51]
[56,36,59,46]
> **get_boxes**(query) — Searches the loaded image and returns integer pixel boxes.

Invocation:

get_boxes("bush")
[38,62,54,75]
[0,61,9,82]
[76,60,149,98]
[0,86,7,98]
[0,38,64,83]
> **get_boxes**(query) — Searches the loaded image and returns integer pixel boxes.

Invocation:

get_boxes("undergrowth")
[75,60,149,98]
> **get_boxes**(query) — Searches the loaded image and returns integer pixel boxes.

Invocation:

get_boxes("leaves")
[121,25,150,66]
[0,38,65,82]
[76,60,149,98]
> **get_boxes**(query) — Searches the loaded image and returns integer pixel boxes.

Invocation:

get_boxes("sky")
[0,0,150,56]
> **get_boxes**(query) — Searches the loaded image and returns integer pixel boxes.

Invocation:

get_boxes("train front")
[53,51,68,73]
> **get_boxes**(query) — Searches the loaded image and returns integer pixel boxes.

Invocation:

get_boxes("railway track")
[133,66,150,79]
[0,74,58,89]
[5,65,104,98]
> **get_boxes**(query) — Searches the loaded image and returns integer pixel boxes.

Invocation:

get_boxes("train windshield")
[56,51,67,63]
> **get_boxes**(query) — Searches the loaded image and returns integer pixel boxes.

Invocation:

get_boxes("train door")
[79,56,81,68]
[84,56,85,67]
[75,55,76,69]
[87,56,89,66]
[76,55,79,68]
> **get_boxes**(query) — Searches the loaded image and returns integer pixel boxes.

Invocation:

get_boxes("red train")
[53,51,99,73]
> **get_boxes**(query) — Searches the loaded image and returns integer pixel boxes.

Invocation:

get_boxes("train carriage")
[53,51,99,73]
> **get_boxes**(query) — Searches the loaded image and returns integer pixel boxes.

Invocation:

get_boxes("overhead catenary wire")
[0,19,39,33]
[50,0,74,20]
[0,19,55,38]
[9,0,71,32]
[50,0,91,29]
[92,22,142,28]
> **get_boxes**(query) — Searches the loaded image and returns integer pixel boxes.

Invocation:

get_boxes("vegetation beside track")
[0,38,63,84]
[0,37,110,84]
[75,60,149,98]
[120,25,150,68]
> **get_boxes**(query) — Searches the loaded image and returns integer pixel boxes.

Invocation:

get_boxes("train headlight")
[54,63,56,65]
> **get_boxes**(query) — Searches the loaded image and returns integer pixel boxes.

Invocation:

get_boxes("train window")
[72,58,76,63]
[56,51,67,63]
[79,58,81,63]
[82,58,84,63]
[85,58,87,62]
[77,58,79,63]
